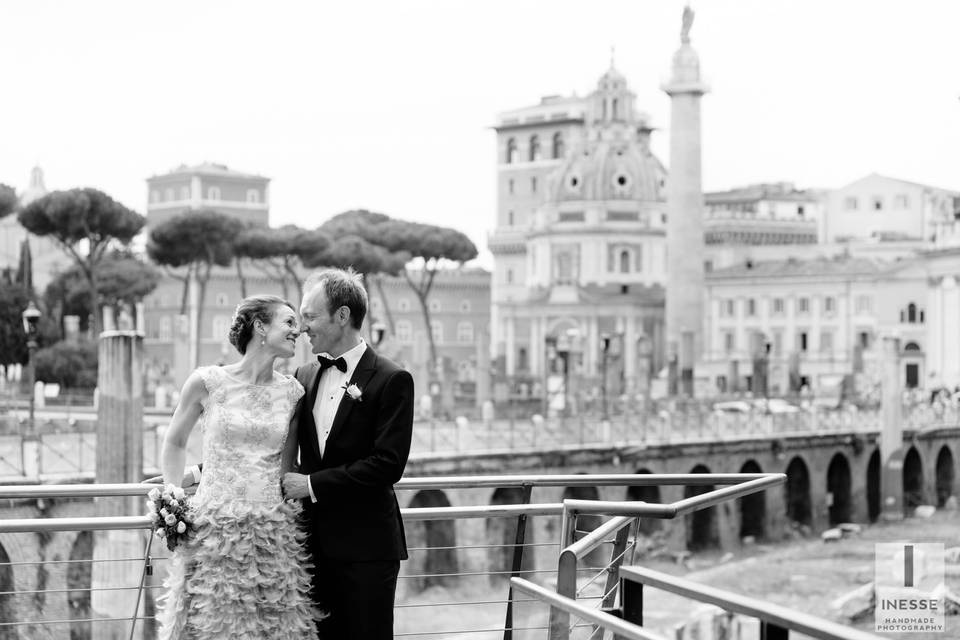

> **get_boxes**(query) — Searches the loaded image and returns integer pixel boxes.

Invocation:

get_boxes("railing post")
[128,532,154,640]
[502,483,533,640]
[599,518,634,610]
[760,620,789,640]
[616,576,644,640]
[548,505,578,640]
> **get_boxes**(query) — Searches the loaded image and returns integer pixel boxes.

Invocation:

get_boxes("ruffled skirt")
[156,499,321,640]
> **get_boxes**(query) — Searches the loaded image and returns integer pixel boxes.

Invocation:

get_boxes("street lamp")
[21,301,41,436]
[600,333,612,421]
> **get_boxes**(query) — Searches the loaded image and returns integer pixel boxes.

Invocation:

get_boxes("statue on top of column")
[681,5,695,44]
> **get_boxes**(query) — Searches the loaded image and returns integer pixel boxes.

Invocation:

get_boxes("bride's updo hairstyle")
[228,295,295,355]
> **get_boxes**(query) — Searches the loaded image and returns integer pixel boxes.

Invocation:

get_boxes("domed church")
[489,63,670,408]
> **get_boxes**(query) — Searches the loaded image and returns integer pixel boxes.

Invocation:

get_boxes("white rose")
[159,508,169,518]
[145,500,155,512]
[149,512,160,524]
[157,528,166,538]
[176,521,187,534]
[164,514,177,526]
[168,499,179,509]
[173,487,186,500]
[148,488,161,501]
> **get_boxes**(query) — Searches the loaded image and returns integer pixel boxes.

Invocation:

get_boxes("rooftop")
[708,254,900,279]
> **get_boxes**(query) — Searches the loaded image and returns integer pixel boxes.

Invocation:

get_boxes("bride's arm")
[281,400,302,475]
[161,372,207,487]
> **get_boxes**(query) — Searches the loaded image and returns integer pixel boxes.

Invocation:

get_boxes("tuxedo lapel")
[325,347,378,449]
[300,361,323,462]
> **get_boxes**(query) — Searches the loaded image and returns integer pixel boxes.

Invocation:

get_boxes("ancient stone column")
[91,331,146,639]
[880,336,904,521]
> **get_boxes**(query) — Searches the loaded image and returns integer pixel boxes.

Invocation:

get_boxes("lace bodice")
[192,366,304,508]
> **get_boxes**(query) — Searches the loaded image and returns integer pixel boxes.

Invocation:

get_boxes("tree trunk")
[372,275,396,336]
[404,268,438,377]
[86,266,101,336]
[283,259,302,305]
[195,262,211,369]
[235,258,248,298]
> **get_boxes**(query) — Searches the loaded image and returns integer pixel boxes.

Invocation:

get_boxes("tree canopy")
[233,225,330,302]
[147,209,243,367]
[18,188,145,334]
[0,184,16,220]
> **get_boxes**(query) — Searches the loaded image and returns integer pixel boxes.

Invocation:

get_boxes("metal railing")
[0,472,890,640]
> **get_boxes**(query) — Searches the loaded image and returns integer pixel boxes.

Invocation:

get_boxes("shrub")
[34,340,98,390]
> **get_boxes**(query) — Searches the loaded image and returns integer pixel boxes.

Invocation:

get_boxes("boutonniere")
[343,383,363,402]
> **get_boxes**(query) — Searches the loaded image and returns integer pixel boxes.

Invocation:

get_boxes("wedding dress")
[157,366,319,639]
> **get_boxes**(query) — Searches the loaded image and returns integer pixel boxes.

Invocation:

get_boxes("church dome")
[549,133,665,203]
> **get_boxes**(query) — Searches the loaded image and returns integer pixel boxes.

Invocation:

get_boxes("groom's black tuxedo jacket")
[294,346,413,562]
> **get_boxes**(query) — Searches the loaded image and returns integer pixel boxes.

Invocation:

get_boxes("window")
[150,190,159,203]
[820,330,834,352]
[207,186,221,200]
[159,316,172,341]
[397,298,411,312]
[723,331,735,352]
[211,315,231,340]
[798,297,810,314]
[552,132,565,159]
[619,250,630,273]
[905,302,922,323]
[746,299,756,316]
[395,320,413,343]
[180,186,190,200]
[872,196,883,211]
[772,330,783,355]
[895,194,910,209]
[855,295,872,313]
[507,210,514,226]
[797,331,809,352]
[429,300,442,312]
[529,135,541,162]
[555,253,572,284]
[506,269,514,284]
[844,196,858,210]
[165,188,174,201]
[531,177,537,193]
[823,296,836,314]
[215,293,229,306]
[797,205,805,216]
[635,246,643,272]
[246,189,260,203]
[858,331,871,349]
[506,138,518,164]
[722,299,735,317]
[456,321,474,344]
[772,298,785,315]
[459,300,471,313]
[508,179,514,195]
[430,320,443,345]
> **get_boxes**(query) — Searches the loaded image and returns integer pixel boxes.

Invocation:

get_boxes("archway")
[626,468,662,536]
[785,457,812,529]
[0,541,15,640]
[68,530,93,640]
[936,446,955,508]
[903,447,924,514]
[561,484,603,566]
[407,490,459,591]
[826,453,852,525]
[486,487,534,581]
[684,465,720,551]
[737,460,766,540]
[866,449,881,522]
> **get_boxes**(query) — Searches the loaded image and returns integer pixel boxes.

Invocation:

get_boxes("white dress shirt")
[307,339,366,502]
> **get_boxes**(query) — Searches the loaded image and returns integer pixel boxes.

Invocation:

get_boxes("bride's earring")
[260,332,266,346]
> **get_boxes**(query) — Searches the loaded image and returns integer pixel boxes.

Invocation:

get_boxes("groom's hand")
[282,472,310,500]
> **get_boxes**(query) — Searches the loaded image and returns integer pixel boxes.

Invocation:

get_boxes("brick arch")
[485,487,534,581]
[784,456,812,529]
[406,490,458,592]
[684,464,720,551]
[935,445,955,507]
[826,452,852,525]
[903,446,924,513]
[866,448,881,522]
[626,468,662,536]
[737,460,765,540]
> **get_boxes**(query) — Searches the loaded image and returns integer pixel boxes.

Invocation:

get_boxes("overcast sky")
[2,1,958,266]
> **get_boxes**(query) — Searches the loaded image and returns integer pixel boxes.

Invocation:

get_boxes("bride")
[156,294,320,639]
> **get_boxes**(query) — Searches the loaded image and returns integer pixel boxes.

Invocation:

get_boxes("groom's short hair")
[305,267,368,330]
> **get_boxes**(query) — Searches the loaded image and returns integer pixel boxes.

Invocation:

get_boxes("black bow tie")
[318,355,347,373]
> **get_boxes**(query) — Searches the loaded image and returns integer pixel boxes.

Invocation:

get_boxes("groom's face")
[300,286,342,355]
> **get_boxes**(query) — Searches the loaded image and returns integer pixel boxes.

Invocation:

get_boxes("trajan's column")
[662,6,709,396]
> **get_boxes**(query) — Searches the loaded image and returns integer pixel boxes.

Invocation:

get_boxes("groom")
[282,267,414,639]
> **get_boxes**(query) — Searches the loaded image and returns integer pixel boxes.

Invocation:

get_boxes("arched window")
[396,320,413,343]
[529,135,541,162]
[456,321,474,344]
[506,138,518,164]
[907,303,917,323]
[552,132,565,159]
[612,98,619,120]
[430,320,444,345]
[619,250,630,273]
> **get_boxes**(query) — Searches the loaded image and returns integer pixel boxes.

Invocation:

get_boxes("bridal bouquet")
[146,484,193,551]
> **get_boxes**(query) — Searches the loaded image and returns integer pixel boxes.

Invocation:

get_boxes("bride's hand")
[282,472,310,500]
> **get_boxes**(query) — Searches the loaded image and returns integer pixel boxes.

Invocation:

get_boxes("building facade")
[145,163,270,229]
